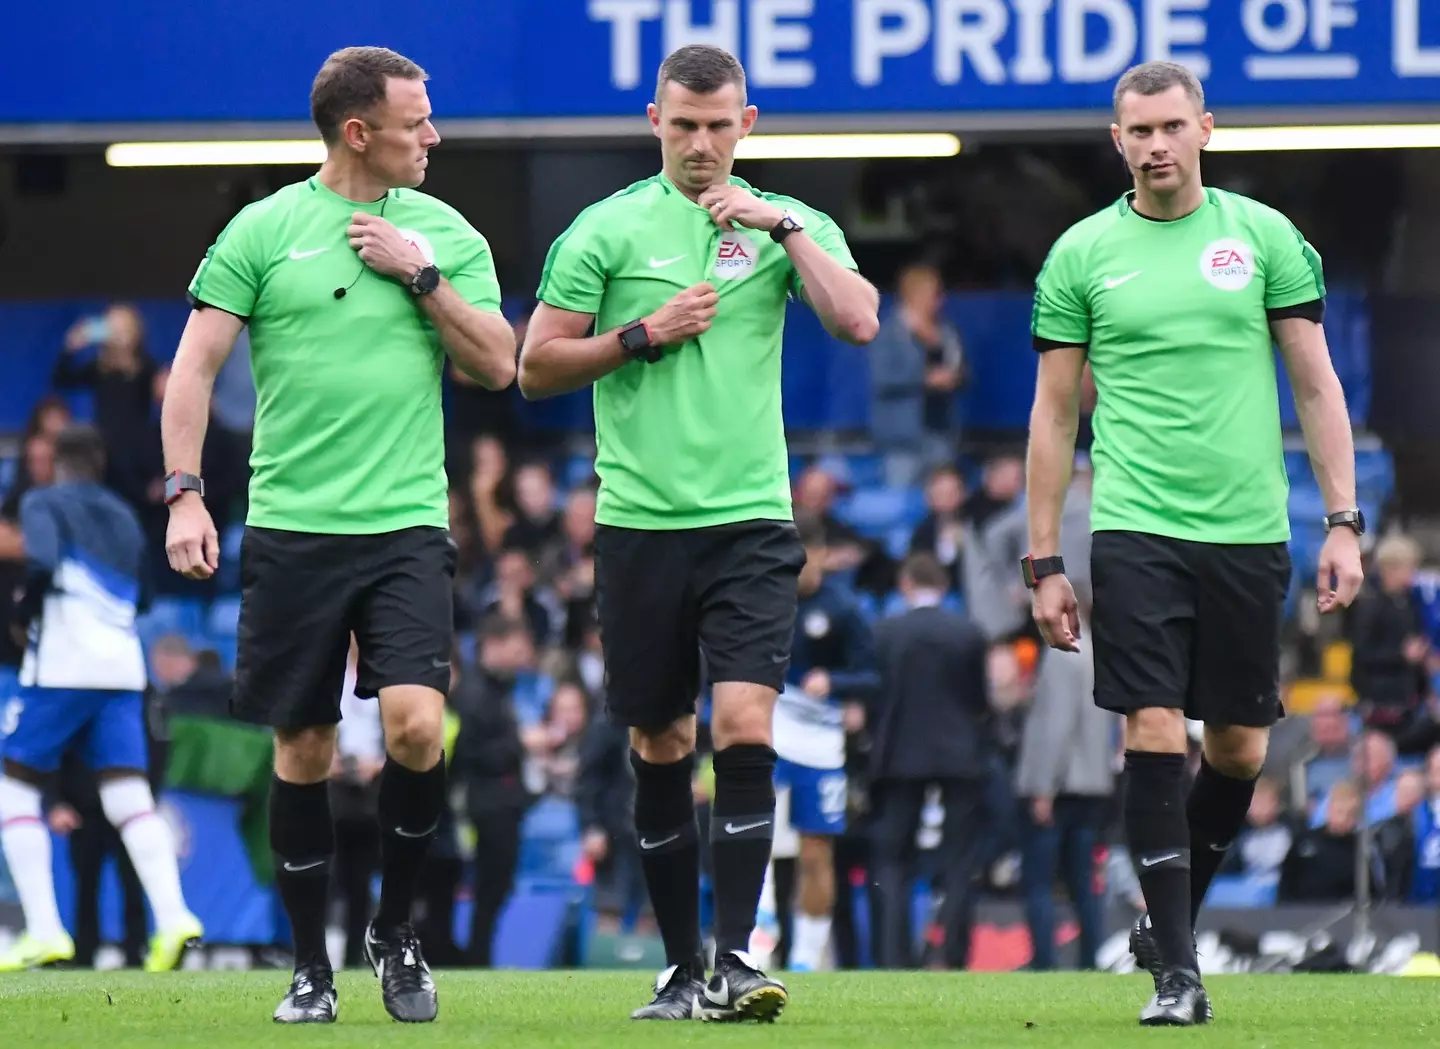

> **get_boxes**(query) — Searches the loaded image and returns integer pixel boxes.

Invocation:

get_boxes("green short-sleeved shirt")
[188,177,502,534]
[535,173,858,530]
[1032,188,1325,545]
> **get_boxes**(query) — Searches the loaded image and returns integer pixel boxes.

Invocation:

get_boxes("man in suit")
[867,553,993,969]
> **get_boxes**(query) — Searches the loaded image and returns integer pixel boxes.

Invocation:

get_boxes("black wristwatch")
[1020,554,1066,590]
[1324,508,1366,536]
[408,264,441,296]
[164,470,205,505]
[618,318,663,363]
[771,209,805,245]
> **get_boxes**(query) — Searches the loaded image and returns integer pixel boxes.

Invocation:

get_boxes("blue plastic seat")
[137,597,206,642]
[1203,873,1278,908]
[839,487,926,535]
[207,596,242,638]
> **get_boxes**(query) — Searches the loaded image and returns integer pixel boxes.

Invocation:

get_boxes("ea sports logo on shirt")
[398,228,436,265]
[1200,239,1255,292]
[714,231,757,280]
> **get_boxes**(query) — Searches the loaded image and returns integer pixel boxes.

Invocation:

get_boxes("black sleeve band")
[186,294,248,321]
[1032,336,1088,354]
[1266,299,1324,324]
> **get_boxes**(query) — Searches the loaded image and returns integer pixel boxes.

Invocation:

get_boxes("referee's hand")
[1032,574,1081,652]
[1316,528,1364,615]
[165,494,220,580]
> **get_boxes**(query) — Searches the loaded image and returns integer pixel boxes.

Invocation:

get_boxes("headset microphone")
[1138,162,1156,172]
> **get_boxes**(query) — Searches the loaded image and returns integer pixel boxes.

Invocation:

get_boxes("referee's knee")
[1123,706,1188,753]
[629,718,697,765]
[709,682,776,750]
[1202,725,1269,779]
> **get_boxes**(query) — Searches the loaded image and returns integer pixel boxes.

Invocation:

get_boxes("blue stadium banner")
[2,0,1438,127]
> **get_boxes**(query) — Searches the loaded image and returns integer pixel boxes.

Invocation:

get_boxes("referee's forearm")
[786,236,879,345]
[420,282,516,390]
[1295,380,1357,513]
[160,361,216,475]
[1025,401,1078,557]
[517,333,628,400]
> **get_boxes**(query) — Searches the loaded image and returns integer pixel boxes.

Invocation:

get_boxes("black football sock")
[630,750,703,974]
[1187,757,1258,924]
[374,756,448,933]
[709,743,777,958]
[1124,750,1196,970]
[270,776,335,969]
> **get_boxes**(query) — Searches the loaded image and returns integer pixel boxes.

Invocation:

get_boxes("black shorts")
[232,525,457,730]
[1090,530,1291,728]
[594,519,805,730]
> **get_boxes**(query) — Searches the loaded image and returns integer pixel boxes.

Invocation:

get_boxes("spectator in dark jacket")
[1350,536,1430,736]
[1373,768,1427,901]
[868,553,992,969]
[1279,780,1363,902]
[867,262,965,487]
[449,615,532,966]
[575,700,647,950]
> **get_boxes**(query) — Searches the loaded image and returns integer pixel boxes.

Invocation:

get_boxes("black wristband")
[1020,555,1065,590]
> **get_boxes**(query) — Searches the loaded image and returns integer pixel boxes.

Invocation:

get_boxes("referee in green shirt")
[520,45,878,1023]
[160,46,514,1026]
[1025,61,1364,1025]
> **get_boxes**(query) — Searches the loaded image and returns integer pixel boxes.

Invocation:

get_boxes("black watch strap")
[164,470,204,505]
[1325,508,1366,535]
[619,319,662,363]
[1020,555,1065,590]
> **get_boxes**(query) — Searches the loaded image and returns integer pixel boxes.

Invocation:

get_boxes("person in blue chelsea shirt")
[754,512,879,971]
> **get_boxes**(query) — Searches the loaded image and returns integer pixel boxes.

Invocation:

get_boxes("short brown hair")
[655,45,747,104]
[53,423,106,482]
[311,46,427,145]
[1113,61,1205,116]
[900,553,950,592]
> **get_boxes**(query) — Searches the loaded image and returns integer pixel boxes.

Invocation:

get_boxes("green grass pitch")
[2,970,1437,1048]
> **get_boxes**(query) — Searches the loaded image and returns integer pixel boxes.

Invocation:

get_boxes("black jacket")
[448,671,530,815]
[869,603,992,781]
[575,715,633,840]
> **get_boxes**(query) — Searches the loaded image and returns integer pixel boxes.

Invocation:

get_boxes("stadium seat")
[845,453,886,488]
[456,630,477,669]
[1287,481,1329,523]
[207,596,242,638]
[1354,450,1394,503]
[885,524,913,560]
[217,523,245,592]
[562,455,596,489]
[518,796,583,880]
[1203,873,1278,908]
[137,597,207,643]
[838,486,926,535]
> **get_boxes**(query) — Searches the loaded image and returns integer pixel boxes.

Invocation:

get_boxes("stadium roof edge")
[4,105,1440,148]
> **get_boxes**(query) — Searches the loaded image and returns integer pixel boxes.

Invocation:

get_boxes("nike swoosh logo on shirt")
[639,833,680,850]
[1140,852,1181,867]
[283,859,326,872]
[649,255,685,268]
[289,247,329,260]
[1103,271,1141,289]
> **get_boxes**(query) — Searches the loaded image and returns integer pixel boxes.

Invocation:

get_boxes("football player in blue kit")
[754,513,878,970]
[0,426,203,971]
